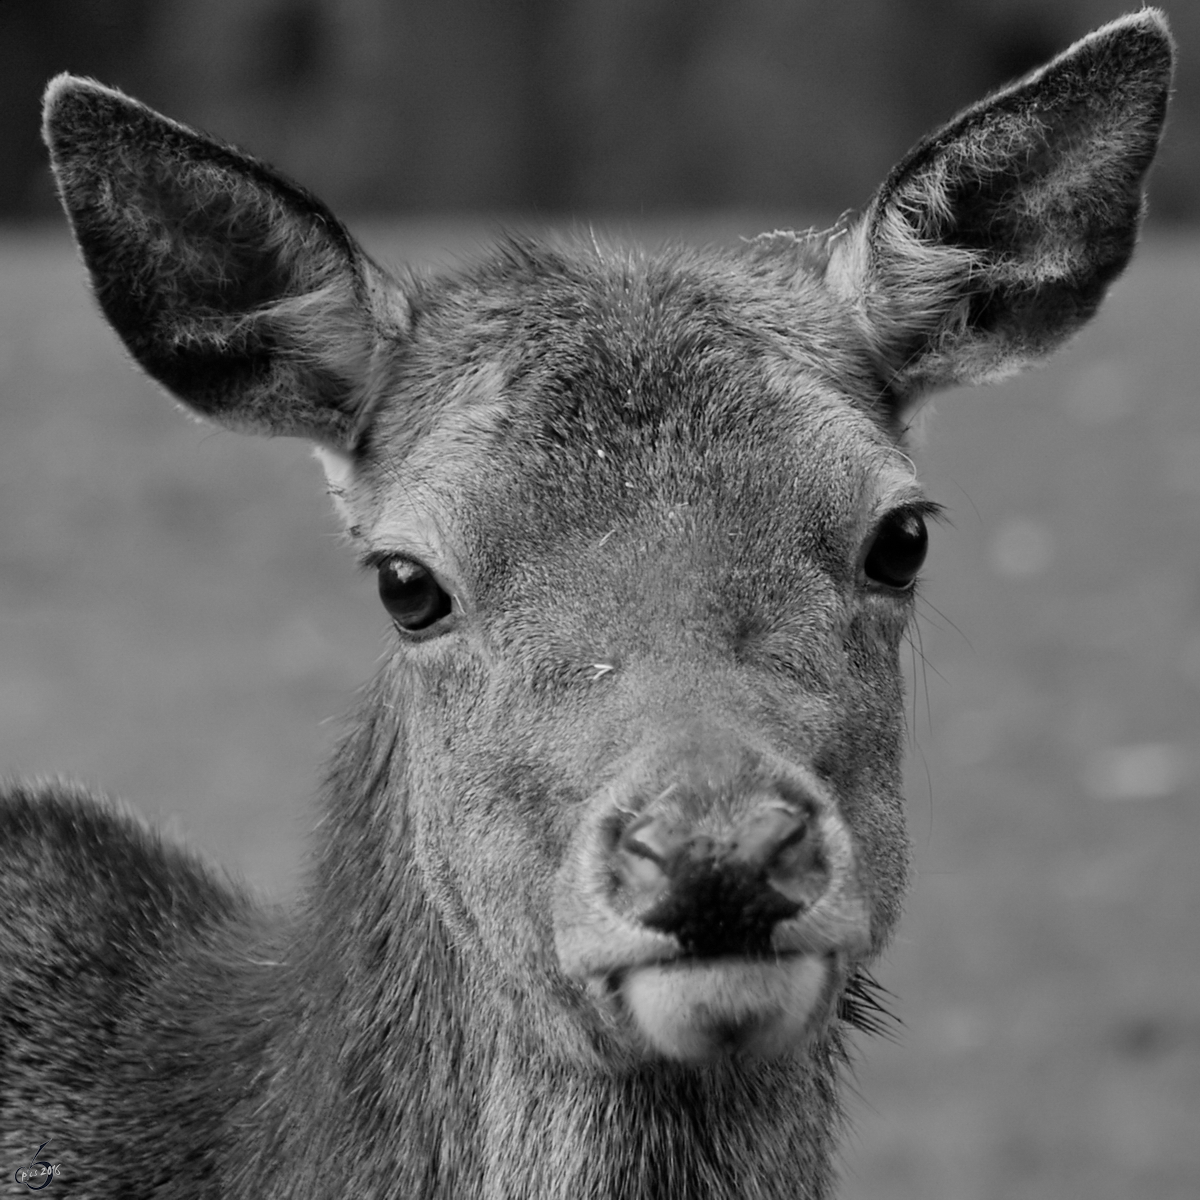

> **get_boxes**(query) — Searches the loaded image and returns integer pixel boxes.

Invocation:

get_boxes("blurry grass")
[2,219,1199,1198]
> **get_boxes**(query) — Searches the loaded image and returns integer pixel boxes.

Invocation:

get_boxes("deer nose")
[615,802,827,957]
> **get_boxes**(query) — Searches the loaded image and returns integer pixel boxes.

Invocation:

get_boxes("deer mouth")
[609,951,839,1062]
[554,833,871,1062]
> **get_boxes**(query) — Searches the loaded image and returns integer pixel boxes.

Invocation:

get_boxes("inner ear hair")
[828,9,1173,407]
[43,73,403,448]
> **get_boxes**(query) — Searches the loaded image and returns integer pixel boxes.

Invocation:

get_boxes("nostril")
[619,814,692,867]
[759,806,828,911]
[620,821,666,867]
[729,804,809,870]
[615,815,687,904]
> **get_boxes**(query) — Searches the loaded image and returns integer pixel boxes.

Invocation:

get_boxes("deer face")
[319,243,923,1061]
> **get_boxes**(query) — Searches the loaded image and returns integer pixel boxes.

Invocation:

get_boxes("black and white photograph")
[0,4,1197,1197]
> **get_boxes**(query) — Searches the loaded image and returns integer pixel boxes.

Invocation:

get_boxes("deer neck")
[474,1043,841,1200]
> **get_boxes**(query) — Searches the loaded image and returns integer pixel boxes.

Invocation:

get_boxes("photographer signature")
[14,1142,61,1191]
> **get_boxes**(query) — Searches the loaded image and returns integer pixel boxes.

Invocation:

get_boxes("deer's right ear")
[826,10,1173,417]
[43,75,402,449]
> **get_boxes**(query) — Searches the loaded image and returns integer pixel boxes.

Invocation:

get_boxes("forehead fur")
[377,231,889,439]
[349,233,914,572]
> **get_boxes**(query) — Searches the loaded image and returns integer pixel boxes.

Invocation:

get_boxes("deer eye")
[862,509,929,590]
[377,557,454,632]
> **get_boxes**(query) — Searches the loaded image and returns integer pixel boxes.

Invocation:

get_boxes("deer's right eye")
[377,557,454,632]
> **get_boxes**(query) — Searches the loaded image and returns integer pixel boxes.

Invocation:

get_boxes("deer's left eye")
[861,510,929,590]
[377,557,454,632]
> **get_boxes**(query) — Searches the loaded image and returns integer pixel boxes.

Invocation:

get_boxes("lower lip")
[619,953,831,1061]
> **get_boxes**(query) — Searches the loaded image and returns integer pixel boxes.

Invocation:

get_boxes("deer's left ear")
[826,10,1173,414]
[43,75,402,449]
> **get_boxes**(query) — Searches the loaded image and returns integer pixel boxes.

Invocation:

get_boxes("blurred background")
[1,3,1198,1199]
[4,0,1200,221]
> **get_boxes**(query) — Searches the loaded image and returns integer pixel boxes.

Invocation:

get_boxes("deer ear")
[42,75,401,449]
[827,10,1173,413]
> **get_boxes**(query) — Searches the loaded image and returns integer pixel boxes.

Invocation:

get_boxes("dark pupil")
[377,558,452,630]
[863,511,928,589]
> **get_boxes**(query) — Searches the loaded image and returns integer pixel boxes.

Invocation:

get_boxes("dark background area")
[2,0,1200,222]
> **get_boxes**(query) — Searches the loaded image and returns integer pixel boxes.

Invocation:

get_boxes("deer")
[0,11,1173,1198]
